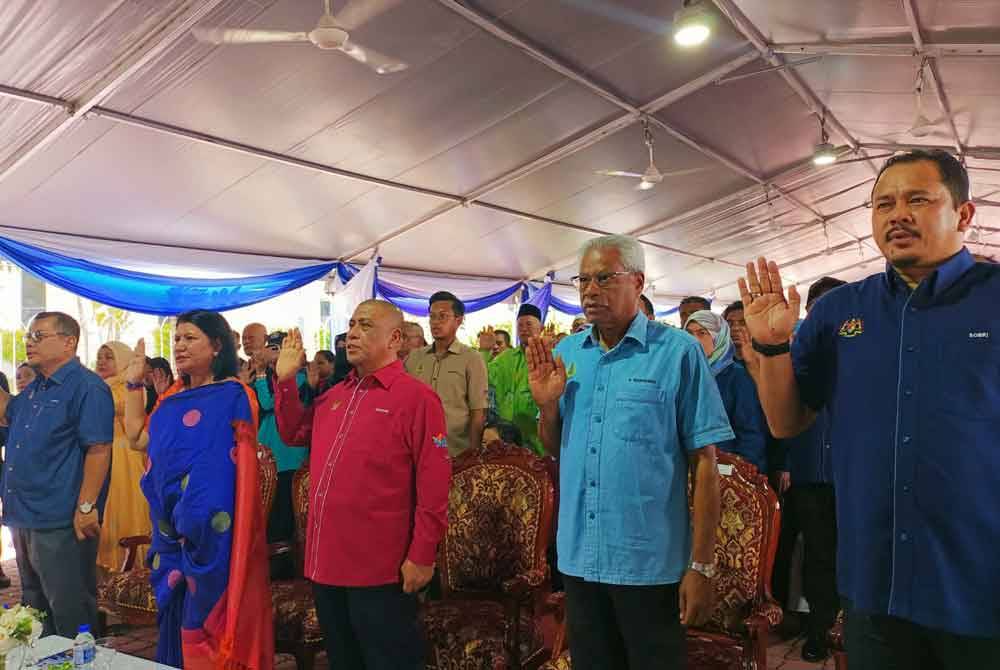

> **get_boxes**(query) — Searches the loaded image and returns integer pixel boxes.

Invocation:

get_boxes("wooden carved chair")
[270,462,325,670]
[421,440,558,670]
[98,445,278,628]
[686,451,783,670]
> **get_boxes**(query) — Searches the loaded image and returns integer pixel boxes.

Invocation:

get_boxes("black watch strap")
[751,339,791,357]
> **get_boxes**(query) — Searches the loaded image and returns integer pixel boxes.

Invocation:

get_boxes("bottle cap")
[78,624,90,633]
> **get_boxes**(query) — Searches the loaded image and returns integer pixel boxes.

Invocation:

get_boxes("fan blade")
[658,166,713,178]
[192,27,310,44]
[334,0,406,30]
[596,170,643,178]
[337,39,408,73]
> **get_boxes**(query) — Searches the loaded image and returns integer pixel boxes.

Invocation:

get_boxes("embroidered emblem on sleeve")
[432,434,448,449]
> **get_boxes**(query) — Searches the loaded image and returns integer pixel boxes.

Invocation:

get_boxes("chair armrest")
[117,535,152,572]
[743,598,783,639]
[501,568,548,597]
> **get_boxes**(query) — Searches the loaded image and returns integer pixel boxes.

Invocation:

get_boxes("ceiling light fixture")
[813,115,837,166]
[673,0,712,47]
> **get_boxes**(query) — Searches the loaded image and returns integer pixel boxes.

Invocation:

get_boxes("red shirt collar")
[345,358,406,389]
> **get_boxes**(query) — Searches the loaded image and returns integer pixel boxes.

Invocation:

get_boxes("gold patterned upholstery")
[686,451,783,670]
[829,609,848,670]
[98,445,279,628]
[422,441,557,670]
[538,651,572,670]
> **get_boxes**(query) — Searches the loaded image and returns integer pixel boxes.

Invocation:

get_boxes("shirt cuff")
[406,538,439,567]
[683,426,736,452]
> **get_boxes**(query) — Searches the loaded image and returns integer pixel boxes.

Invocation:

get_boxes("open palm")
[525,337,567,406]
[276,328,306,381]
[737,257,801,345]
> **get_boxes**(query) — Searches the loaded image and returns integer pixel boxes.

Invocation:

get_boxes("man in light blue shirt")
[528,235,733,669]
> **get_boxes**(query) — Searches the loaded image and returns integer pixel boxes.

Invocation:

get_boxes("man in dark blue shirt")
[739,150,1000,668]
[766,277,845,662]
[2,312,113,636]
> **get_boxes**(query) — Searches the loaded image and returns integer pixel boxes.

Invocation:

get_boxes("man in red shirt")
[273,300,451,669]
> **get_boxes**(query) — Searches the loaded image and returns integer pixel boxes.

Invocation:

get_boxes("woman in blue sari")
[124,310,273,669]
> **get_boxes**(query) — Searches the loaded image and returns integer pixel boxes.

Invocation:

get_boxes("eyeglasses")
[24,330,69,343]
[428,311,456,322]
[570,272,632,289]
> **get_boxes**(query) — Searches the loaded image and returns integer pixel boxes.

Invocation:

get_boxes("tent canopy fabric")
[0,0,997,312]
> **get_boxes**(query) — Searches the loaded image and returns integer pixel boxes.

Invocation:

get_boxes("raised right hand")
[477,326,496,351]
[125,339,147,385]
[737,257,801,346]
[525,336,567,407]
[276,328,305,382]
[306,360,320,389]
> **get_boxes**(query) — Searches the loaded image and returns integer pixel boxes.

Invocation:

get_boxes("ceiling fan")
[596,119,709,190]
[192,0,408,74]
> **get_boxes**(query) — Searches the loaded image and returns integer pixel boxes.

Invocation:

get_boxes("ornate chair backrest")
[691,451,781,631]
[291,462,311,575]
[440,441,555,596]
[258,444,278,518]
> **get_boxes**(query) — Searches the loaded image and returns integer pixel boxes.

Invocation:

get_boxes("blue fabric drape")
[524,281,582,316]
[0,236,335,316]
[338,263,523,316]
[522,275,554,324]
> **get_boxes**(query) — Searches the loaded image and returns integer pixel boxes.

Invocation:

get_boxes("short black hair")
[429,291,465,317]
[873,149,969,209]
[315,350,336,364]
[806,276,847,308]
[722,300,744,319]
[485,418,523,447]
[639,294,654,317]
[32,311,80,342]
[680,296,711,310]
[494,329,511,347]
[175,310,239,382]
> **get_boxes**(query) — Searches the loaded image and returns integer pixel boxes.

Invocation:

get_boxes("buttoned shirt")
[274,359,450,587]
[714,362,768,472]
[554,314,734,585]
[779,409,833,486]
[3,358,114,529]
[405,340,488,456]
[793,248,1000,636]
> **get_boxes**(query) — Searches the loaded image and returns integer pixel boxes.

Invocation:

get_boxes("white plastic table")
[8,636,172,670]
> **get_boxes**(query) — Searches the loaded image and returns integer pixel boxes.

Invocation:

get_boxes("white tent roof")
[0,0,998,306]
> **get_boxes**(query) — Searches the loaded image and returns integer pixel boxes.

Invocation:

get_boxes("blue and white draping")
[0,232,335,316]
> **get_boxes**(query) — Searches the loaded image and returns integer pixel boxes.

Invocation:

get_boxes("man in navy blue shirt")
[739,150,1000,668]
[2,312,113,636]
[764,277,845,662]
[527,235,733,670]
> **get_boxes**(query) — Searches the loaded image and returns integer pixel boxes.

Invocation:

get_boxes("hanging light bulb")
[813,114,838,166]
[673,0,712,47]
[638,179,656,190]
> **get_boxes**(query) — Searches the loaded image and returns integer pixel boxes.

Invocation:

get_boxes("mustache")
[886,224,920,241]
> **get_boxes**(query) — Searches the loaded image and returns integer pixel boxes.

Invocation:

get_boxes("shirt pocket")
[612,389,665,444]
[932,335,1000,419]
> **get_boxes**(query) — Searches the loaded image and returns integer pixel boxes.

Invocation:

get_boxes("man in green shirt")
[488,304,545,455]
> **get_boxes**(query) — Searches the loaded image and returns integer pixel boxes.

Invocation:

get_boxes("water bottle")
[73,624,96,669]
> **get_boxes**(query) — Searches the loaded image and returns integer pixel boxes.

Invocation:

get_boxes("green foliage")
[151,319,175,358]
[0,328,26,366]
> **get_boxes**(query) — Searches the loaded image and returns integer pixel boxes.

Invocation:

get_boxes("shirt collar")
[346,359,405,389]
[427,339,463,356]
[884,247,975,297]
[583,312,648,350]
[40,357,81,386]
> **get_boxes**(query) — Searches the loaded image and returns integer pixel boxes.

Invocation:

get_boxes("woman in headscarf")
[684,310,768,472]
[123,311,273,669]
[95,341,152,577]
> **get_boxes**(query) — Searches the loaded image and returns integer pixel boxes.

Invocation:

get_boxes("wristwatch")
[689,561,717,579]
[78,501,96,515]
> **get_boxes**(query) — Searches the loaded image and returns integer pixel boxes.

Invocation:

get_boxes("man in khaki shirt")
[405,291,488,457]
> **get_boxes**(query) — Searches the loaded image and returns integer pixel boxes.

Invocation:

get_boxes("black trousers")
[312,582,424,670]
[13,527,99,637]
[844,599,1000,670]
[563,575,685,670]
[267,470,296,580]
[772,483,839,639]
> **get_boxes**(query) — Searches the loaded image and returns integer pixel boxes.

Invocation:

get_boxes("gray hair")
[579,235,645,274]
